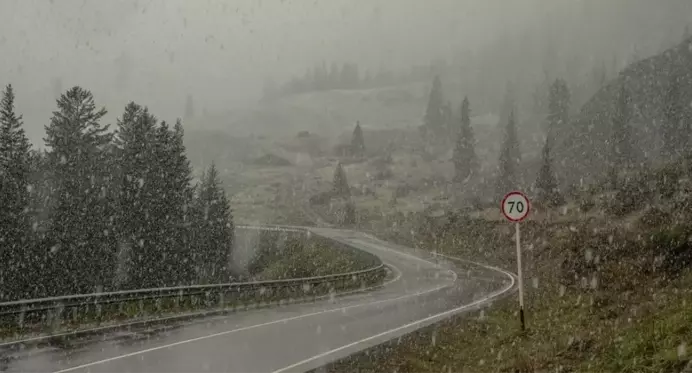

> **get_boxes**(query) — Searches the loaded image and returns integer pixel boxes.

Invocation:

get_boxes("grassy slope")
[323,279,691,373]
[320,208,692,373]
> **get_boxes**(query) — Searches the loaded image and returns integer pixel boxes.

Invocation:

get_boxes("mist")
[2,0,691,144]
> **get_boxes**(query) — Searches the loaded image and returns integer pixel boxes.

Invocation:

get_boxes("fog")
[1,0,691,144]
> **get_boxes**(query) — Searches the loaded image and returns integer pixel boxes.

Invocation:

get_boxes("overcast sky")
[2,0,690,144]
[0,0,551,142]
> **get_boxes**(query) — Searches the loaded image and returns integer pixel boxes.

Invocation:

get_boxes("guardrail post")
[18,305,26,331]
[49,302,64,332]
[0,226,387,338]
[95,302,103,325]
[155,297,162,313]
[176,289,183,310]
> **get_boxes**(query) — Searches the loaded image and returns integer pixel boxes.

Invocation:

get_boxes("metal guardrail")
[0,225,386,340]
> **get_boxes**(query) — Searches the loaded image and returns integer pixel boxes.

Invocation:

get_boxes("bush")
[578,196,595,213]
[606,176,653,216]
[647,225,692,276]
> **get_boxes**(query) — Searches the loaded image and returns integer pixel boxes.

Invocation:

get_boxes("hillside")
[556,36,692,183]
[199,81,437,139]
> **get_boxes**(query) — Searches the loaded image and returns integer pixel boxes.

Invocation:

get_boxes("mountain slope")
[556,36,692,183]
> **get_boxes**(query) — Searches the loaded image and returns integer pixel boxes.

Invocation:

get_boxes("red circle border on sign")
[501,191,530,222]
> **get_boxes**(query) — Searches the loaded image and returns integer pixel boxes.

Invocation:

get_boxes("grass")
[320,271,691,373]
[316,208,692,373]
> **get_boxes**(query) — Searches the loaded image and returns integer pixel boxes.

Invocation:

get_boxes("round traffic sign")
[501,191,530,222]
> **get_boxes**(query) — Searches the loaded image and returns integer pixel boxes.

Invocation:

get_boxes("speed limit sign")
[501,191,530,222]
[500,190,530,332]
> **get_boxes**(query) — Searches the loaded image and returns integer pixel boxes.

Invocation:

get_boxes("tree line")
[263,61,438,101]
[424,68,691,209]
[0,84,234,301]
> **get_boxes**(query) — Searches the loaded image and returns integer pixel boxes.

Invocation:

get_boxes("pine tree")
[332,162,350,198]
[609,83,633,188]
[423,76,444,133]
[498,83,516,131]
[496,109,521,197]
[153,119,196,286]
[441,101,453,135]
[0,84,33,300]
[192,163,234,283]
[535,136,564,206]
[115,103,161,289]
[350,121,365,157]
[43,86,117,295]
[341,201,356,226]
[453,97,478,184]
[548,78,571,131]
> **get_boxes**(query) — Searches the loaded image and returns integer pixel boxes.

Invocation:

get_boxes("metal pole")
[515,222,526,331]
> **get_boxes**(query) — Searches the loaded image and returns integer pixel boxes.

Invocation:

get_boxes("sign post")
[501,191,530,332]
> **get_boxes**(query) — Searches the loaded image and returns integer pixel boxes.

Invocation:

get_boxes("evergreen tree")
[154,119,196,286]
[332,162,350,198]
[609,83,633,187]
[115,103,161,289]
[498,83,516,131]
[423,76,444,133]
[496,109,521,197]
[453,97,478,184]
[192,163,234,284]
[43,86,117,295]
[0,84,33,300]
[350,121,365,157]
[441,101,453,134]
[341,201,356,226]
[535,136,564,206]
[548,78,571,131]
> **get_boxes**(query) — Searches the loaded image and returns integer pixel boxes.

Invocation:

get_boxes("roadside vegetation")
[246,230,380,281]
[305,34,692,373]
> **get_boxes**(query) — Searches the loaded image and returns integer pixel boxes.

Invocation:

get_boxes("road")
[2,227,514,373]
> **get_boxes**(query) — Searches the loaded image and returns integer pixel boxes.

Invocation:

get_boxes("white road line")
[53,234,503,373]
[346,238,439,267]
[271,268,515,373]
[52,267,453,373]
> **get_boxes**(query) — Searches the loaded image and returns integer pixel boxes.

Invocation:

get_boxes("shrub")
[646,225,692,277]
[606,175,653,216]
[578,196,595,213]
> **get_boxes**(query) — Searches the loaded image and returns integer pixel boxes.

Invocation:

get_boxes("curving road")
[2,227,514,373]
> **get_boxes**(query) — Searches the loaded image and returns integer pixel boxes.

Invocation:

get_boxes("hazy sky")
[3,0,689,144]
[1,0,551,143]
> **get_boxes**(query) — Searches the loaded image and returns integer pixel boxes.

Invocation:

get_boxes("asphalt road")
[2,227,513,373]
